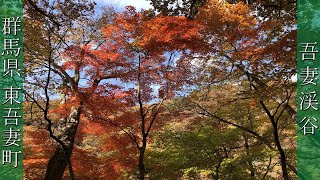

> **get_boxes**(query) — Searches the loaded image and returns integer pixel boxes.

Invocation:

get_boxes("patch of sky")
[94,0,152,13]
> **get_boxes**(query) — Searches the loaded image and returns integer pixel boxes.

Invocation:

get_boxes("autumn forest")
[23,0,297,179]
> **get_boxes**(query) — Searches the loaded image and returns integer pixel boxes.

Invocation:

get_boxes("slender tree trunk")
[44,107,81,180]
[243,133,255,178]
[272,123,289,180]
[138,136,147,180]
[215,161,221,180]
[138,149,145,180]
[259,100,290,180]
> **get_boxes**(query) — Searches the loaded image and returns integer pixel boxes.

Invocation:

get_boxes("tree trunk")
[44,106,81,180]
[215,161,221,180]
[243,133,255,178]
[138,136,147,180]
[260,100,290,180]
[272,124,289,180]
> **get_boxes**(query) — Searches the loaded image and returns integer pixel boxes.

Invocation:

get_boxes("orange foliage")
[25,1,295,178]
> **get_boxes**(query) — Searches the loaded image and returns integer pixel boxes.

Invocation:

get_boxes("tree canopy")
[23,0,297,179]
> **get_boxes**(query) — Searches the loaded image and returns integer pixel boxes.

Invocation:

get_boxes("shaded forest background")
[23,0,297,179]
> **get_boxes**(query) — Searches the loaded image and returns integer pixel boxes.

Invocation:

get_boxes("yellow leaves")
[197,0,256,38]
